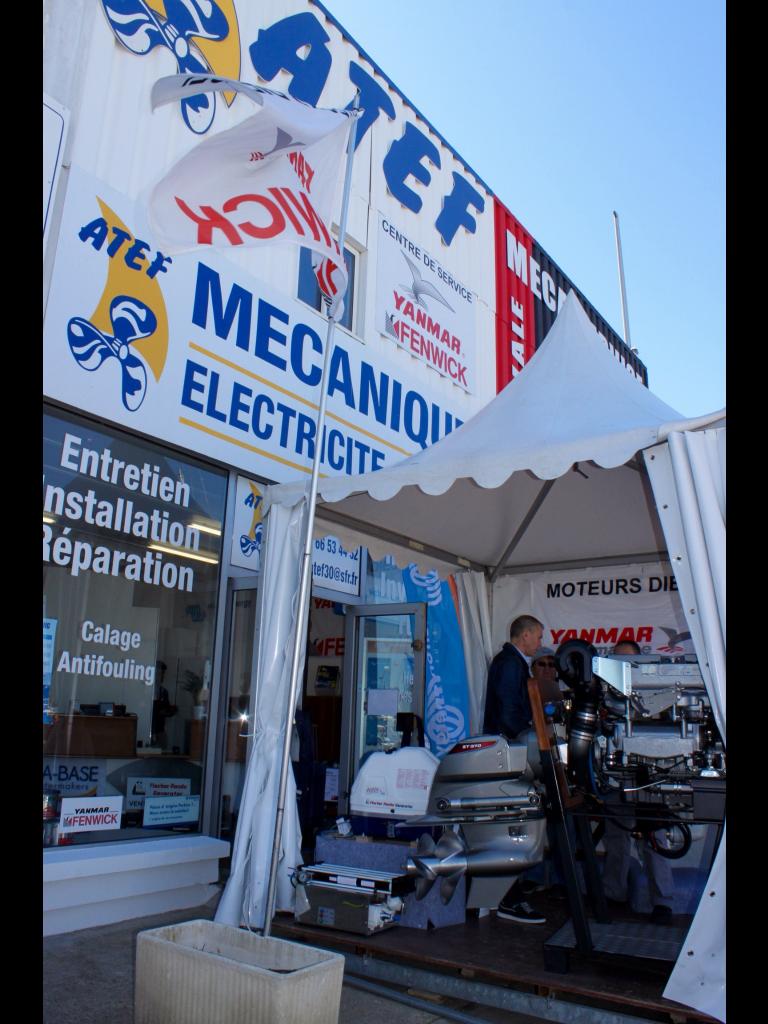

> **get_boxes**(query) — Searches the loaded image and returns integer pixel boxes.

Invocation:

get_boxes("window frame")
[296,242,360,338]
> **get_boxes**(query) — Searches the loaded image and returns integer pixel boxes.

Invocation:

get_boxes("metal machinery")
[404,735,548,909]
[405,639,725,972]
[294,863,409,936]
[567,644,725,859]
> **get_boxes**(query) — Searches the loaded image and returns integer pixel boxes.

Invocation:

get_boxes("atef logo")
[100,0,241,134]
[70,199,171,413]
[240,482,263,559]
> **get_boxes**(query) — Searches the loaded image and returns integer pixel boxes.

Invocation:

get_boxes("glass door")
[338,603,426,813]
[214,578,259,841]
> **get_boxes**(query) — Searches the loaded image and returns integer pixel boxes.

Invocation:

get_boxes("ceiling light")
[148,543,219,565]
[189,522,222,536]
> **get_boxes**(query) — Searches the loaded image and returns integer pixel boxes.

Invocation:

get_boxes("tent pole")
[493,549,670,576]
[315,506,487,574]
[488,479,556,585]
[261,94,361,937]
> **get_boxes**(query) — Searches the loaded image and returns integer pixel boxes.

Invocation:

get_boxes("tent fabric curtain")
[644,428,726,1022]
[454,571,494,734]
[644,429,725,740]
[215,499,307,929]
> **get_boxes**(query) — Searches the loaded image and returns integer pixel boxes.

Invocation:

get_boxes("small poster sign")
[59,795,123,833]
[143,795,200,828]
[126,777,191,811]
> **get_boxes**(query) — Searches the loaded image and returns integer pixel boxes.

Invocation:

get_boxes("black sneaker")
[650,904,673,923]
[496,900,546,924]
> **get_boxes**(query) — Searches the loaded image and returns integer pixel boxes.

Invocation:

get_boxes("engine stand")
[529,679,686,975]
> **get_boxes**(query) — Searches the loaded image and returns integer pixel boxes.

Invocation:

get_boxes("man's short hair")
[613,640,641,654]
[509,615,543,641]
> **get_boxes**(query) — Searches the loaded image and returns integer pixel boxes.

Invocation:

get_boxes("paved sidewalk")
[43,893,545,1024]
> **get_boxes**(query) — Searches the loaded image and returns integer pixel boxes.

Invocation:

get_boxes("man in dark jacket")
[483,614,546,923]
[483,616,543,739]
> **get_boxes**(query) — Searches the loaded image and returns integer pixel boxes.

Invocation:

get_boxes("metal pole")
[343,976,492,1024]
[612,211,632,349]
[262,94,360,936]
[488,479,556,584]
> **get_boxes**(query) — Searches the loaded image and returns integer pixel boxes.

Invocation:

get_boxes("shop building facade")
[43,0,644,935]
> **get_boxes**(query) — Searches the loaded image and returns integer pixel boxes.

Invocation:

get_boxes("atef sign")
[43,168,466,488]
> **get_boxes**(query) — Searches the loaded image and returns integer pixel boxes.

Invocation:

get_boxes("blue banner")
[401,566,469,758]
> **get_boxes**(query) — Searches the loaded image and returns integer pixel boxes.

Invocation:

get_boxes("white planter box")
[135,919,344,1024]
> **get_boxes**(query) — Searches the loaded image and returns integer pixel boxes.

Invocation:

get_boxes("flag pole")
[261,92,361,937]
[612,210,633,350]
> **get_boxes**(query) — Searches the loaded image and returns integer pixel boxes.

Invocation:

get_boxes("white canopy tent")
[215,293,726,1021]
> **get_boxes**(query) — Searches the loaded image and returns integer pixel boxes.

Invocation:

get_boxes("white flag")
[311,250,347,322]
[148,75,355,315]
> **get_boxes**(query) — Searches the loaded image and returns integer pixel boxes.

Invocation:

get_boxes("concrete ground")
[42,890,547,1024]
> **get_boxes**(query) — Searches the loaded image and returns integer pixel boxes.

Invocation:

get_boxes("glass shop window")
[42,407,227,848]
[297,245,356,333]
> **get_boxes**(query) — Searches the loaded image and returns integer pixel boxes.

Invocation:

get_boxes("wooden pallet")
[273,899,719,1024]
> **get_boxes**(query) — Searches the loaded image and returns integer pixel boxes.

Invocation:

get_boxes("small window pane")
[297,247,356,332]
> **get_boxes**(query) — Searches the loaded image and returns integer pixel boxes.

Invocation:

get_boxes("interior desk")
[43,714,138,758]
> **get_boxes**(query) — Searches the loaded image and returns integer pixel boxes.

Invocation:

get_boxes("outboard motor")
[404,734,547,905]
[558,639,601,792]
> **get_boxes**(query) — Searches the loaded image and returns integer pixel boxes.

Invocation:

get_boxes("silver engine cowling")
[404,735,547,906]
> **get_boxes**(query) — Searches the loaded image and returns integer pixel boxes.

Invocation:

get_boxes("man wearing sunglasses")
[483,615,548,923]
[530,646,565,702]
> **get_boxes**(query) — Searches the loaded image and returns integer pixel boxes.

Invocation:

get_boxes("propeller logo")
[100,1,241,133]
[240,483,264,559]
[240,523,263,557]
[68,198,169,413]
[68,297,156,412]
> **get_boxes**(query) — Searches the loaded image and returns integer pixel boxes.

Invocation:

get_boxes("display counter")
[43,714,138,758]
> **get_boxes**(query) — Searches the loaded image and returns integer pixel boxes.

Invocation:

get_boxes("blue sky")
[322,0,725,417]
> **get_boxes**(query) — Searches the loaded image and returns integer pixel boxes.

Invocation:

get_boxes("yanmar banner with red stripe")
[148,74,355,317]
[494,199,647,393]
[494,563,691,659]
